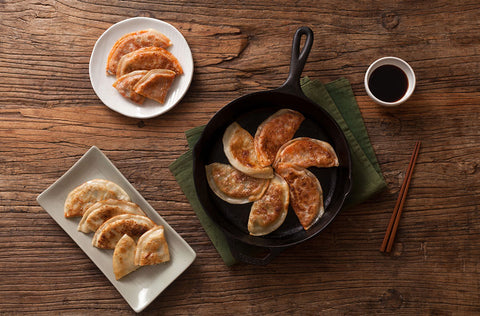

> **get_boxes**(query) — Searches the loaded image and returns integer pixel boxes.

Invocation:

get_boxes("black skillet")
[193,27,352,265]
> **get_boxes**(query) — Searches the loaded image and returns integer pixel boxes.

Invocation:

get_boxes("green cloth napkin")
[169,77,386,265]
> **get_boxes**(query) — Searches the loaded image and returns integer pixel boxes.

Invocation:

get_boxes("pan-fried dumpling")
[133,69,176,104]
[116,47,183,78]
[92,214,156,249]
[106,29,172,76]
[254,109,304,167]
[134,226,170,266]
[113,70,148,104]
[248,174,289,236]
[113,234,139,280]
[78,199,146,233]
[205,163,270,204]
[64,179,130,218]
[274,137,339,170]
[223,122,273,179]
[276,166,324,230]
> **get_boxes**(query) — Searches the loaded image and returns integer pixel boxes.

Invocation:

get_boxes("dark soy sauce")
[368,65,408,102]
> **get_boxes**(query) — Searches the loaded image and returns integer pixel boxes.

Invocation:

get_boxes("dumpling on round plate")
[116,47,183,78]
[276,166,324,230]
[64,179,130,218]
[92,214,156,249]
[106,29,172,76]
[206,163,270,204]
[274,137,339,170]
[134,226,170,266]
[133,69,177,104]
[113,70,148,104]
[248,174,289,236]
[113,234,139,280]
[254,109,304,167]
[223,122,273,179]
[78,199,146,233]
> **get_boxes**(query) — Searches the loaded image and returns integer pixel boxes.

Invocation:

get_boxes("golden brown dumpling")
[133,69,176,104]
[134,226,170,266]
[92,214,156,249]
[205,163,270,204]
[112,70,148,104]
[254,109,304,167]
[78,199,146,233]
[64,179,130,218]
[223,122,273,179]
[106,29,171,76]
[113,234,139,280]
[276,166,324,230]
[274,137,339,170]
[248,174,289,236]
[116,47,183,78]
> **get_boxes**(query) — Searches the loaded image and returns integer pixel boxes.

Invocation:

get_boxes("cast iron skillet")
[193,27,352,265]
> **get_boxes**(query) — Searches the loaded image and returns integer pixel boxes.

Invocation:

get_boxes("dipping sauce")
[368,64,408,103]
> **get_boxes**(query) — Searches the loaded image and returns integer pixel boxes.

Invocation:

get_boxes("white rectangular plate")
[37,146,196,313]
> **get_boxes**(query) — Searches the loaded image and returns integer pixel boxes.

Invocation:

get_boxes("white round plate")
[89,17,193,119]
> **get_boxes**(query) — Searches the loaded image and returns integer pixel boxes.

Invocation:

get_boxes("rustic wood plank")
[1,0,480,314]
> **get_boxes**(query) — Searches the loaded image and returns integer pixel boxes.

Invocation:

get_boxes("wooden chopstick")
[380,141,421,253]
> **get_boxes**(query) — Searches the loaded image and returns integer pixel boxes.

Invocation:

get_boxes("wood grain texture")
[1,0,480,314]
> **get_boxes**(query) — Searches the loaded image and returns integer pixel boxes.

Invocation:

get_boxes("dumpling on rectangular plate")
[133,69,177,104]
[134,226,170,266]
[113,234,139,280]
[106,29,172,76]
[116,47,183,78]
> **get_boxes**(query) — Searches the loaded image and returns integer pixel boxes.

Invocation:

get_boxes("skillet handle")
[277,26,314,96]
[226,238,285,265]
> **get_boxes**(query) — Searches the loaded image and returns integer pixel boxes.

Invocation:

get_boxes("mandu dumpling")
[133,69,177,104]
[78,199,146,233]
[276,166,324,230]
[274,137,339,170]
[254,109,304,167]
[134,226,170,266]
[92,214,156,249]
[223,122,273,179]
[112,70,148,104]
[106,29,172,76]
[205,162,270,204]
[116,47,183,78]
[113,234,139,280]
[248,174,289,236]
[64,179,130,218]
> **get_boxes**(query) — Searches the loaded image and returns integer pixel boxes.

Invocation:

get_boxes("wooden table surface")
[2,0,480,314]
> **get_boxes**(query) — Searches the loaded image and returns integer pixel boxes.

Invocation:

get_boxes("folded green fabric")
[169,77,386,265]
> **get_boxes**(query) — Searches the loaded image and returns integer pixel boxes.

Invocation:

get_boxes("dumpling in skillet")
[134,226,170,266]
[113,70,148,104]
[276,166,324,230]
[92,214,156,249]
[78,199,146,233]
[116,47,183,78]
[223,122,273,179]
[274,137,339,170]
[106,29,172,76]
[113,234,139,280]
[254,109,304,167]
[133,69,176,104]
[205,162,270,204]
[248,174,289,236]
[64,179,130,218]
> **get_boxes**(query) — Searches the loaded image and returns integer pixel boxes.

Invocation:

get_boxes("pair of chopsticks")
[380,141,421,253]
